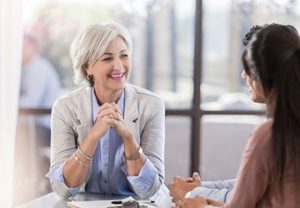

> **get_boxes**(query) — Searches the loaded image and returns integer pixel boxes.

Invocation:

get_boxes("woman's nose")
[241,70,247,79]
[113,58,123,70]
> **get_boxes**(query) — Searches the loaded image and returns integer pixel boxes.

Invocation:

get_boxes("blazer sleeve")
[135,96,165,198]
[48,99,89,198]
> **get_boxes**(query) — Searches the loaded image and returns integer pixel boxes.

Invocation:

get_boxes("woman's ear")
[84,63,92,75]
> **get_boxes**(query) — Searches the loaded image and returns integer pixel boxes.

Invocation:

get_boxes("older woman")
[46,23,165,200]
[176,23,300,208]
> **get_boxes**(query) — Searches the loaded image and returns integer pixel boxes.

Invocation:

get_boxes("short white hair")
[70,23,132,85]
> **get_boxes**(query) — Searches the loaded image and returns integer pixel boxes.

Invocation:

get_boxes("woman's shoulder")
[126,83,157,96]
[253,119,273,137]
[53,86,90,107]
[58,86,90,100]
[125,84,163,102]
[249,119,273,148]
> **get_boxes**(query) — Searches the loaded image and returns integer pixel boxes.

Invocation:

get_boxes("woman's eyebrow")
[102,52,113,56]
[102,50,128,56]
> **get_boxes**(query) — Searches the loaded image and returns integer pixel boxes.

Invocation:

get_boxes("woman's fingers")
[113,113,122,121]
[97,109,114,119]
[96,103,122,119]
[111,102,122,115]
[96,103,111,113]
[206,199,224,206]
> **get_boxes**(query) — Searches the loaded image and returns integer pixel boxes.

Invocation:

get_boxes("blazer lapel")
[76,86,93,144]
[124,84,140,142]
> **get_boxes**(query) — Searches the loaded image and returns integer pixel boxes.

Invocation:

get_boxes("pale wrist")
[122,131,134,144]
[86,132,100,144]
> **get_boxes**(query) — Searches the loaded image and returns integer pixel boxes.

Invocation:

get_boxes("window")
[17,0,300,204]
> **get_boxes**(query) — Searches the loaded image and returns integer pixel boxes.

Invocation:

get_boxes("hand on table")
[176,195,207,208]
[169,172,201,204]
[175,195,224,208]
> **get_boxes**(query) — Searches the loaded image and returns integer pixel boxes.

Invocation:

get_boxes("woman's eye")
[120,54,128,59]
[102,57,112,62]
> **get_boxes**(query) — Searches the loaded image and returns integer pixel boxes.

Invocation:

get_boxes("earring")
[87,74,94,86]
[87,74,93,81]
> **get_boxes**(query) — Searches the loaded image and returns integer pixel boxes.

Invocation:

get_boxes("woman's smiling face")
[87,36,131,93]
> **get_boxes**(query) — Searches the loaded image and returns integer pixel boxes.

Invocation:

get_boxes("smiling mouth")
[109,72,125,80]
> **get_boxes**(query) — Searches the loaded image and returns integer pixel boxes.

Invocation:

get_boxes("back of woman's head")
[252,24,300,100]
[244,23,300,189]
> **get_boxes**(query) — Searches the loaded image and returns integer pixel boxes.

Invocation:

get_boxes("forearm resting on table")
[63,156,91,187]
[64,134,98,187]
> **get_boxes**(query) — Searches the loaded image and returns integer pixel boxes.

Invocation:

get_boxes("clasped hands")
[89,103,132,142]
[169,172,223,208]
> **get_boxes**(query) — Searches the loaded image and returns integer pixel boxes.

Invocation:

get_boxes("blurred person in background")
[172,23,300,207]
[20,33,61,146]
[46,23,171,206]
[13,34,62,204]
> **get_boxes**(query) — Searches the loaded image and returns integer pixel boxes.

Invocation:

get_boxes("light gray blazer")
[49,83,165,198]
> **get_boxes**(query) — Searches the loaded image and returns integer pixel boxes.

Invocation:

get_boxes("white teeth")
[110,73,124,78]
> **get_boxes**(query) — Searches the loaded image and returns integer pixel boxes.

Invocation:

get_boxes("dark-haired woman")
[177,23,300,208]
[169,25,264,205]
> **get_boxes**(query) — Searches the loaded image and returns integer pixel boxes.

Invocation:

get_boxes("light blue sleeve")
[189,179,236,203]
[201,179,236,189]
[46,164,80,197]
[122,158,158,195]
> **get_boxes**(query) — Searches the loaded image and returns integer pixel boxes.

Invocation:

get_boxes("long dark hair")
[243,24,300,188]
